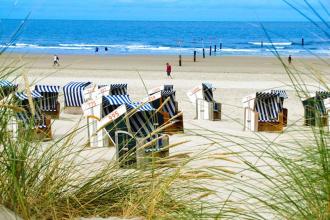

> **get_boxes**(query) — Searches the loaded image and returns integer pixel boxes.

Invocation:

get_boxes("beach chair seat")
[63,81,92,114]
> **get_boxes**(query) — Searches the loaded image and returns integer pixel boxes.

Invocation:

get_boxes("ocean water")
[0,20,329,56]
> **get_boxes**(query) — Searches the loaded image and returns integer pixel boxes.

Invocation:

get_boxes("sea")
[0,19,329,57]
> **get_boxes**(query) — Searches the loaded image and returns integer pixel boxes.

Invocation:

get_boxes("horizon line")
[0,18,321,23]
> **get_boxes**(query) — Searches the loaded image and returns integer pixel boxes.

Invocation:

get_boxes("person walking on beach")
[53,55,60,67]
[288,55,292,64]
[166,63,172,79]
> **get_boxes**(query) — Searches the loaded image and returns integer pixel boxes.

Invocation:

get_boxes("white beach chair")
[242,90,288,132]
[187,83,221,121]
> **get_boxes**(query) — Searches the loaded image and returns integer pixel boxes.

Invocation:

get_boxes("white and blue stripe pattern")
[15,90,43,101]
[0,80,15,87]
[271,90,288,99]
[255,92,284,122]
[35,85,60,93]
[35,85,61,112]
[202,83,214,102]
[63,82,91,107]
[161,90,176,117]
[15,91,46,129]
[111,84,128,95]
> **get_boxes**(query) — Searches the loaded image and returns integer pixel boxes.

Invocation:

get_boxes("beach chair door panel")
[115,131,137,167]
[245,108,257,132]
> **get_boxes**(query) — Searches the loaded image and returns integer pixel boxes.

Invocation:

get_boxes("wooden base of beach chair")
[258,112,285,132]
[212,102,222,121]
[63,106,83,115]
[43,102,60,119]
[163,112,184,134]
[283,108,288,127]
[136,135,170,169]
[35,116,53,141]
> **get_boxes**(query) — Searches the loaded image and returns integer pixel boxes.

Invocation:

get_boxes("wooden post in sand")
[209,46,212,56]
[220,43,222,50]
[203,48,205,58]
[214,45,217,53]
[193,51,197,62]
[179,55,182,66]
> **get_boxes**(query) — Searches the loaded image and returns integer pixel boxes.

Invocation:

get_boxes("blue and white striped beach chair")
[101,94,169,167]
[147,85,184,134]
[14,90,52,139]
[35,85,61,118]
[0,80,17,99]
[302,91,330,126]
[243,90,288,132]
[63,81,92,114]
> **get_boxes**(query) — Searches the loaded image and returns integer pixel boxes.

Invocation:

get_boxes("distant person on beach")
[95,47,99,53]
[53,55,60,67]
[288,55,292,64]
[166,63,172,79]
[105,47,108,52]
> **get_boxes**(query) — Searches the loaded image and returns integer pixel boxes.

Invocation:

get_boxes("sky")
[0,0,329,21]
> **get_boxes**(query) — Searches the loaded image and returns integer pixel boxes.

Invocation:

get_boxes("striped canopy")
[35,85,61,93]
[270,90,288,99]
[35,85,60,112]
[103,95,156,141]
[161,90,176,117]
[103,95,154,115]
[0,80,15,87]
[63,82,92,107]
[15,90,46,129]
[255,91,286,122]
[111,84,128,95]
[15,90,43,101]
[202,83,214,102]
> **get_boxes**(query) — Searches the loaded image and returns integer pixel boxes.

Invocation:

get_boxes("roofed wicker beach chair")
[187,83,221,121]
[147,85,184,134]
[302,91,330,127]
[98,95,169,168]
[83,83,128,102]
[35,85,61,119]
[0,80,17,100]
[242,90,288,132]
[13,90,52,140]
[63,81,92,114]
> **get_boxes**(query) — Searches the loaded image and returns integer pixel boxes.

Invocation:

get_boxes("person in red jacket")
[166,63,172,79]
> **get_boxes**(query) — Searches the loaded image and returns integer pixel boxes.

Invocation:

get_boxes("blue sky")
[0,0,328,21]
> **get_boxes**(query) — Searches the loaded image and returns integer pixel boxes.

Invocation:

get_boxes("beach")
[2,53,328,145]
[1,53,329,218]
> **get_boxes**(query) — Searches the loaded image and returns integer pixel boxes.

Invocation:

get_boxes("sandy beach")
[1,53,329,218]
[1,53,327,158]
